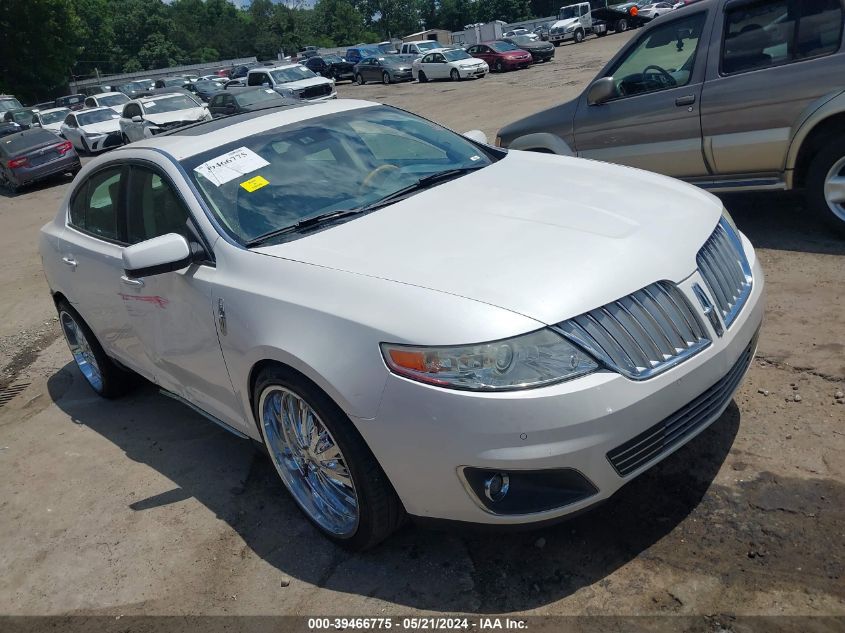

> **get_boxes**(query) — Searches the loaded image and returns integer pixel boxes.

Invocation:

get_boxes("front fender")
[785,88,845,176]
[507,132,575,156]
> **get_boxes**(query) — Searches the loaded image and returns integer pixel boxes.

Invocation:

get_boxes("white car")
[40,99,764,550]
[413,48,489,82]
[119,92,211,142]
[59,107,123,153]
[84,92,131,114]
[32,107,71,134]
[640,1,676,18]
[246,65,336,101]
[504,28,530,37]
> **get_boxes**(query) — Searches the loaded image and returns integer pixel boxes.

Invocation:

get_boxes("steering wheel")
[642,64,677,88]
[359,164,400,192]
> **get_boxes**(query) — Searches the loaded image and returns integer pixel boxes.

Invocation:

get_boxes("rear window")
[0,129,58,155]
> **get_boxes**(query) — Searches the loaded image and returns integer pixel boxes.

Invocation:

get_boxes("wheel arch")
[506,132,575,155]
[790,111,845,190]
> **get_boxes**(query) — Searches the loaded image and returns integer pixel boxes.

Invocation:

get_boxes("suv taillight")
[7,157,28,169]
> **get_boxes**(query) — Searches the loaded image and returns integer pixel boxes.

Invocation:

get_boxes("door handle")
[120,275,145,287]
[62,256,77,268]
[676,94,696,107]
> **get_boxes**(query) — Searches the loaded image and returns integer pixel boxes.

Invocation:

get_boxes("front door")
[120,163,243,428]
[573,8,711,178]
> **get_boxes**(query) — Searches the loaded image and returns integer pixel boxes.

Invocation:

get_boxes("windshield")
[236,89,282,106]
[490,41,519,52]
[78,109,120,125]
[443,50,472,61]
[324,55,343,63]
[143,95,199,113]
[40,109,70,125]
[184,106,496,245]
[270,67,317,83]
[0,98,23,112]
[9,110,34,123]
[560,6,579,18]
[417,41,440,51]
[99,93,129,107]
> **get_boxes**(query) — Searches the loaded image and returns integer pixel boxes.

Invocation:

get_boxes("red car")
[466,41,532,72]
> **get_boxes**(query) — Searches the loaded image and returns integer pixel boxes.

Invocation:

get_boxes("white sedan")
[40,99,764,550]
[413,48,488,82]
[83,91,131,114]
[119,92,211,142]
[59,107,123,153]
[640,1,676,18]
[32,107,71,134]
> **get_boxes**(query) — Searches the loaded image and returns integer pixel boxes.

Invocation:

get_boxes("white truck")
[548,0,646,45]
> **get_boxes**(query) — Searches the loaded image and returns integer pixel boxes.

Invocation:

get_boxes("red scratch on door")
[119,293,169,308]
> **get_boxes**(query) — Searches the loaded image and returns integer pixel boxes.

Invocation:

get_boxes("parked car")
[0,95,23,116]
[503,28,530,37]
[84,92,131,114]
[533,24,551,40]
[2,108,37,130]
[0,121,22,138]
[466,41,532,72]
[303,55,356,82]
[60,107,123,154]
[54,94,86,112]
[354,55,416,84]
[78,85,109,97]
[246,65,336,102]
[0,128,80,192]
[230,63,260,80]
[502,34,556,63]
[377,41,399,54]
[299,46,320,59]
[32,107,72,134]
[119,93,211,142]
[399,40,441,56]
[208,87,295,117]
[184,80,225,103]
[39,99,764,550]
[413,49,489,82]
[497,0,845,233]
[118,81,153,99]
[345,45,382,65]
[639,1,676,18]
[154,77,190,89]
[32,101,56,110]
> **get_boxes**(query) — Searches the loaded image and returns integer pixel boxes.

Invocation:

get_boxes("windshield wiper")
[245,209,365,248]
[354,166,484,213]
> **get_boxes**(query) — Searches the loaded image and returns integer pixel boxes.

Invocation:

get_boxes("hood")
[255,152,722,324]
[454,58,486,68]
[109,106,124,114]
[144,107,207,125]
[43,122,64,132]
[552,18,580,29]
[80,119,121,134]
[503,49,531,58]
[280,76,333,91]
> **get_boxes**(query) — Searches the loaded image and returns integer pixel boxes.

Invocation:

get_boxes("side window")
[69,167,124,241]
[64,114,76,127]
[722,0,843,75]
[126,166,192,244]
[247,73,260,86]
[210,94,223,107]
[123,104,140,118]
[422,54,433,63]
[609,12,707,98]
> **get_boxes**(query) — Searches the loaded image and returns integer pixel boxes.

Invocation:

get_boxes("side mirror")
[463,129,489,144]
[123,233,192,278]
[131,115,143,123]
[587,77,617,106]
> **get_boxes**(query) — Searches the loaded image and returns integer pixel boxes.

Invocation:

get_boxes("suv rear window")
[722,0,844,75]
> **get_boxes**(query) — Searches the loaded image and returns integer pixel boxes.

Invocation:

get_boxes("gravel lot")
[0,32,843,623]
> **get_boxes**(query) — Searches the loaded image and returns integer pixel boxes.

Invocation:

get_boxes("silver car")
[497,0,845,234]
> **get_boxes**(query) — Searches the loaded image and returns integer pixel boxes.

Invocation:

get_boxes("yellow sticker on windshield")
[240,175,269,192]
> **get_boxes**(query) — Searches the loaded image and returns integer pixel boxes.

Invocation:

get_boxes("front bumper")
[356,245,765,525]
[549,32,574,42]
[459,65,488,78]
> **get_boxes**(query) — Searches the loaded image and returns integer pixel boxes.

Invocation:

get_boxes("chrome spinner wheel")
[824,155,845,222]
[60,310,103,392]
[259,385,359,537]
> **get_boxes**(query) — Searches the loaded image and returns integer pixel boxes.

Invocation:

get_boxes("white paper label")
[194,147,271,186]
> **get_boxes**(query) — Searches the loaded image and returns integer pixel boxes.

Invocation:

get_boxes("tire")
[57,300,132,399]
[616,18,628,32]
[494,59,504,72]
[382,71,391,85]
[553,41,561,47]
[574,28,585,43]
[253,366,404,550]
[418,71,428,83]
[450,68,460,81]
[805,134,845,236]
[356,73,365,85]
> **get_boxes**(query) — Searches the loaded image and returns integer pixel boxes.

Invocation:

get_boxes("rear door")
[573,7,712,177]
[700,0,845,177]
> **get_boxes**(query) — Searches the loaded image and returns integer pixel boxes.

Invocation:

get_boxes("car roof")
[118,99,375,161]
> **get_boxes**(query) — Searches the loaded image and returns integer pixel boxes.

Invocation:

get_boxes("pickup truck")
[246,65,336,102]
[497,0,845,234]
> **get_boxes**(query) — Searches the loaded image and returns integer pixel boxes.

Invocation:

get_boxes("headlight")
[381,329,598,391]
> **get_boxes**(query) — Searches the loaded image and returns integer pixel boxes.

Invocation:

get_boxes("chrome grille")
[697,219,753,329]
[555,282,710,380]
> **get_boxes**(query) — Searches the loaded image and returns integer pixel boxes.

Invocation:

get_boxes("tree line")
[0,0,564,102]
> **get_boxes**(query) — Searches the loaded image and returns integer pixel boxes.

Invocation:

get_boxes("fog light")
[484,472,510,503]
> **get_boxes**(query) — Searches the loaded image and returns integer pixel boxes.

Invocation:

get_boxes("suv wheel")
[254,366,405,550]
[806,134,845,236]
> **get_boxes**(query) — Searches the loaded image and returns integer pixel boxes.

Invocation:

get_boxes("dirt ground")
[0,32,843,625]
